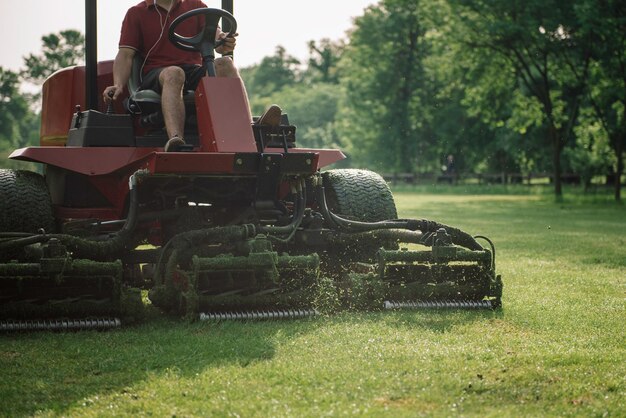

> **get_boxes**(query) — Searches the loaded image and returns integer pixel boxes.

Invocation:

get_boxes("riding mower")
[0,1,502,331]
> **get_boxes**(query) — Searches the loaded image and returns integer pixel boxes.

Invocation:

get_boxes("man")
[103,0,280,151]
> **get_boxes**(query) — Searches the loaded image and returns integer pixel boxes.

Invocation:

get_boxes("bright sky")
[0,0,377,72]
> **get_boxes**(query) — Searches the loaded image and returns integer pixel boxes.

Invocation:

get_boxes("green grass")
[1,187,625,417]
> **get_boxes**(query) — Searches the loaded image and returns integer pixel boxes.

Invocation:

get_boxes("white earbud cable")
[139,4,171,83]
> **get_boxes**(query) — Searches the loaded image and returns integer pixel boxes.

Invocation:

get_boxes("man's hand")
[215,31,238,55]
[103,85,123,103]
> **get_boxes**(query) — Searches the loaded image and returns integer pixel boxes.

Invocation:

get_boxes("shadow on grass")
[0,313,313,416]
[0,307,504,416]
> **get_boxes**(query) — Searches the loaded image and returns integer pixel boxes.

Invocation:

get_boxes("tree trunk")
[550,126,563,198]
[615,135,623,202]
[397,22,420,173]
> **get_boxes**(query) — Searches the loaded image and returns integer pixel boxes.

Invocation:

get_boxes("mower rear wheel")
[0,169,55,233]
[322,169,398,263]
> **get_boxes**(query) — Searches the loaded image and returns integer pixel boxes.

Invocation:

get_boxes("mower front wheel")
[322,169,398,223]
[0,169,55,234]
[321,169,398,264]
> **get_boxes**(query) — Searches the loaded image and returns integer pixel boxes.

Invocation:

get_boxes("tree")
[339,0,432,172]
[565,107,613,191]
[576,0,626,201]
[242,46,300,106]
[304,38,345,84]
[429,3,524,176]
[0,67,39,169]
[21,30,85,85]
[0,30,85,169]
[449,0,593,198]
[0,69,27,145]
[265,83,343,150]
[241,41,345,150]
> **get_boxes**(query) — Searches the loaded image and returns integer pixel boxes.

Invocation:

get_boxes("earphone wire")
[139,3,171,83]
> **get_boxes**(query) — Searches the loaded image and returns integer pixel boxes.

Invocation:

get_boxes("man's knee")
[159,66,186,88]
[215,56,239,78]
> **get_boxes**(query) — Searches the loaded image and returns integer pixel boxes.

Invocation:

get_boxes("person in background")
[445,154,456,184]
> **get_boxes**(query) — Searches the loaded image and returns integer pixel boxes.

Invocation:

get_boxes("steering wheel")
[168,8,237,75]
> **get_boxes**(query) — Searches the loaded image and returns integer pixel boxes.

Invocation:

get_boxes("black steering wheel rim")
[168,8,237,55]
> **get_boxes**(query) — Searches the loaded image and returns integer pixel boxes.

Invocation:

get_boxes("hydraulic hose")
[58,171,142,258]
[316,183,483,251]
[154,224,257,286]
[258,179,306,238]
[0,169,147,259]
[0,234,51,250]
[328,229,424,246]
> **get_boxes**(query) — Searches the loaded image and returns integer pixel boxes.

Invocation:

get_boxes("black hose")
[168,224,256,250]
[316,185,410,231]
[154,224,257,285]
[328,229,423,246]
[0,170,144,259]
[474,235,496,268]
[56,182,140,259]
[0,232,36,238]
[258,181,306,238]
[0,234,50,250]
[316,184,483,251]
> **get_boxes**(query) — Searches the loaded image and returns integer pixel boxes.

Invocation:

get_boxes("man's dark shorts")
[139,64,206,93]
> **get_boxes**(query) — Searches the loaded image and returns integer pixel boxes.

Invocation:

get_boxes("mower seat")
[125,55,197,124]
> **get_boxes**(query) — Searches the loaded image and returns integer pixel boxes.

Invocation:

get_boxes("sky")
[0,0,378,73]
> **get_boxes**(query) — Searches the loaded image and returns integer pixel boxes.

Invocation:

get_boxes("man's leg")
[214,56,239,78]
[158,66,186,140]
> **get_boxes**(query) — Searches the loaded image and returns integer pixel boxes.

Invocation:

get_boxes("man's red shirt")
[119,0,207,74]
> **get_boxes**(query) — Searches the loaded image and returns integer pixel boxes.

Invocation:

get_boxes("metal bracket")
[255,153,284,212]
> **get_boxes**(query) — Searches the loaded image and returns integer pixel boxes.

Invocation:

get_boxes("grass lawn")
[1,185,624,417]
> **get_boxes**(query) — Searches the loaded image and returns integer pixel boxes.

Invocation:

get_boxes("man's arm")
[103,47,136,102]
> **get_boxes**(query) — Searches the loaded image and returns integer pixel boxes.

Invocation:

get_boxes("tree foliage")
[0,68,39,169]
[241,46,300,105]
[243,42,345,151]
[447,0,595,197]
[338,0,433,172]
[0,69,28,144]
[0,30,83,169]
[241,0,623,200]
[21,30,85,84]
[267,83,343,150]
[304,38,345,84]
[575,0,626,200]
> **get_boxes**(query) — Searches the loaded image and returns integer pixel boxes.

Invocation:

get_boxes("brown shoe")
[164,136,185,152]
[256,104,282,126]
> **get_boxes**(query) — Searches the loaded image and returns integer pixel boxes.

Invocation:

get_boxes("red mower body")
[10,60,345,230]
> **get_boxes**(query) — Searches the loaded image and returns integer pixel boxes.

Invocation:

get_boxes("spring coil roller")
[384,300,494,310]
[200,309,318,321]
[0,318,122,332]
